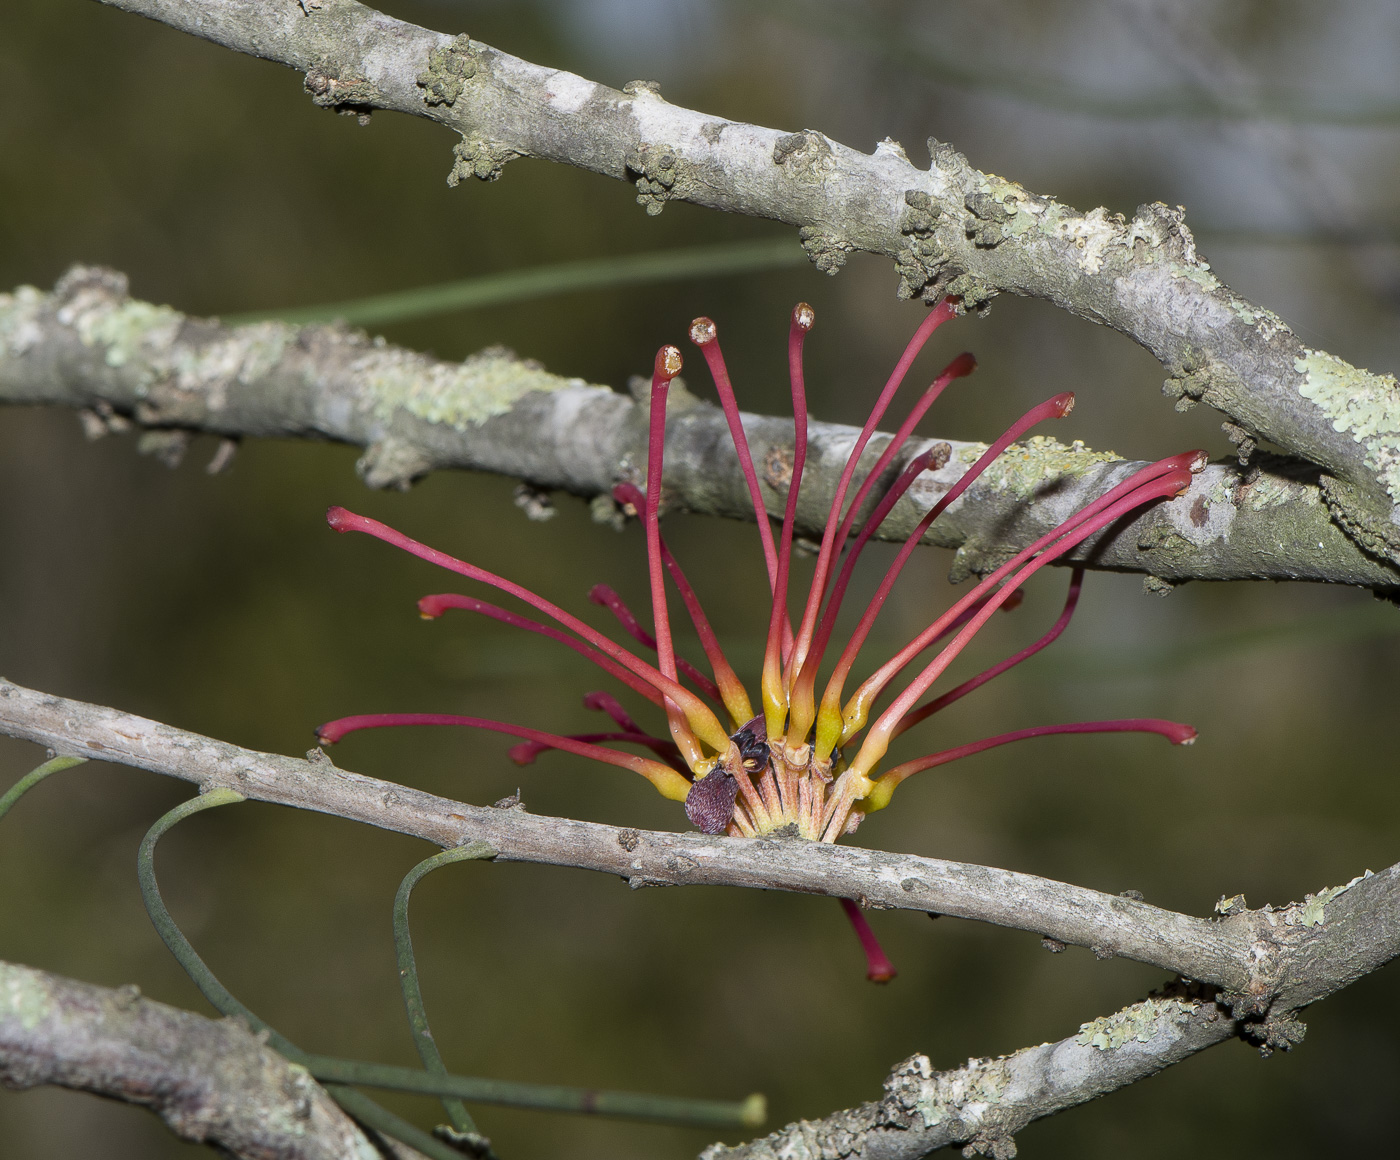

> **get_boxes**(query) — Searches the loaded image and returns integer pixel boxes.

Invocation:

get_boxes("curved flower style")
[318,301,1202,983]
[320,301,1200,857]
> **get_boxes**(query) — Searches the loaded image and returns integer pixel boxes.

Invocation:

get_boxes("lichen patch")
[884,1052,1011,1130]
[1294,348,1400,503]
[356,346,596,431]
[0,962,56,1032]
[0,285,45,358]
[971,435,1122,498]
[1287,869,1373,928]
[170,322,292,410]
[60,293,183,395]
[1076,997,1198,1051]
[1051,205,1125,274]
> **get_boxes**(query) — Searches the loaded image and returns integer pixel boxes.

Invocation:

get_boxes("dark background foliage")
[2,1,1399,1156]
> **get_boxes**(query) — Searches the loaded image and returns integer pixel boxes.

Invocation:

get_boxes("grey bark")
[3,676,1396,1019]
[4,267,1396,592]
[3,678,1396,1159]
[11,8,1400,1147]
[703,991,1240,1160]
[0,959,385,1160]
[714,863,1400,1160]
[92,0,1400,566]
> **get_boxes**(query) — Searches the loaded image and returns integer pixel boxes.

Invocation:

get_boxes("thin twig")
[5,679,1397,1158]
[4,676,1397,1005]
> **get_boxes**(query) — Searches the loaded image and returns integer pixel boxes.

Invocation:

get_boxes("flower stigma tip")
[656,344,683,380]
[792,302,815,331]
[689,316,717,346]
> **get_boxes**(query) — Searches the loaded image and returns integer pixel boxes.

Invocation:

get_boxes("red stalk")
[588,584,722,703]
[839,451,1205,746]
[418,593,664,708]
[839,898,897,983]
[326,506,731,755]
[785,446,938,748]
[314,713,693,800]
[509,730,685,770]
[784,351,976,747]
[643,346,704,769]
[689,317,782,595]
[847,468,1196,778]
[801,351,977,656]
[893,569,1084,739]
[866,718,1197,810]
[788,300,959,679]
[582,690,644,734]
[612,482,752,724]
[809,392,1076,759]
[760,304,814,739]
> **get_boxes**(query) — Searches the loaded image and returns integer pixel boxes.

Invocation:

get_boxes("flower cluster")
[318,301,1199,858]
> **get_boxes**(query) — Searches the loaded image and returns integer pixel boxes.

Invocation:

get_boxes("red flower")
[318,301,1201,979]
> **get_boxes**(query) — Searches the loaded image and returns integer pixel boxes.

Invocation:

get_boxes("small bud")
[791,302,815,331]
[689,316,717,346]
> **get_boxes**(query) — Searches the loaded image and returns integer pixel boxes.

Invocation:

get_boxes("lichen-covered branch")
[0,959,388,1160]
[95,0,1400,563]
[4,680,1398,1160]
[5,677,1399,1009]
[703,990,1240,1160]
[709,864,1400,1160]
[5,268,1396,591]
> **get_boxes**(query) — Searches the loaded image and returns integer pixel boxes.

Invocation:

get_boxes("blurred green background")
[3,0,1400,1156]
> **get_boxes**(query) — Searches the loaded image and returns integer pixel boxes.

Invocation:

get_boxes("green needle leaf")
[226,237,806,327]
[304,1054,767,1128]
[137,788,470,1160]
[0,755,88,824]
[137,791,765,1150]
[388,839,763,1130]
[395,840,499,1146]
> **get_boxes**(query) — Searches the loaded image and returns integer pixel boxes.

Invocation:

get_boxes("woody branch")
[0,961,414,1160]
[3,268,1395,592]
[2,678,1396,1158]
[91,0,1400,567]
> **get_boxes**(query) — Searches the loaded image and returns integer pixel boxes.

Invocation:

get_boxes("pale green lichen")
[63,295,183,397]
[1052,205,1124,274]
[167,322,292,406]
[903,1054,1010,1129]
[1294,349,1400,503]
[960,171,1050,250]
[0,962,55,1031]
[1172,262,1222,293]
[970,435,1121,497]
[1076,997,1198,1050]
[358,346,596,431]
[1289,869,1373,928]
[0,285,46,359]
[1227,295,1291,340]
[74,299,182,370]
